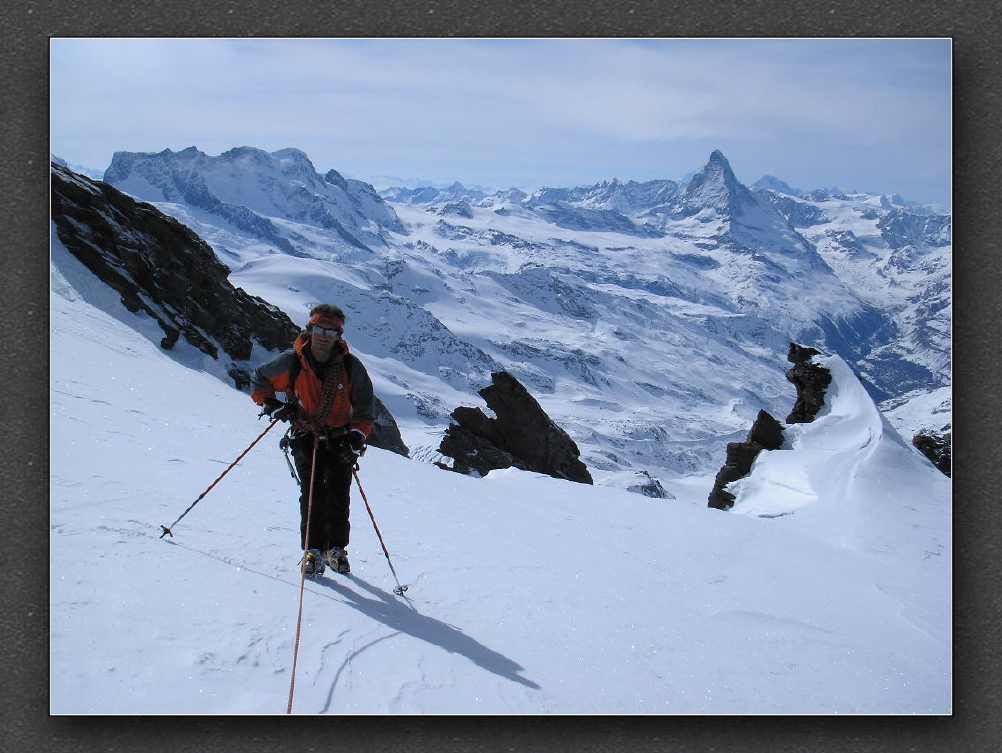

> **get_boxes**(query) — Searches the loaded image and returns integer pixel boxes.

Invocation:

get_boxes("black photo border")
[5,0,1000,751]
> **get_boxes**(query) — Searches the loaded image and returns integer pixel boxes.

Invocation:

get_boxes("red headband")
[308,312,344,329]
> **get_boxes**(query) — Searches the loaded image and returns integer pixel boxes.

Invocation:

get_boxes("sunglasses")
[312,325,343,339]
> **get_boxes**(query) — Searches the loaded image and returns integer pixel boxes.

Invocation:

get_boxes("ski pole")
[352,467,411,598]
[159,417,281,539]
[280,430,300,483]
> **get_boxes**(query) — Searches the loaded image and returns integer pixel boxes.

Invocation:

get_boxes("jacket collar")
[294,332,349,373]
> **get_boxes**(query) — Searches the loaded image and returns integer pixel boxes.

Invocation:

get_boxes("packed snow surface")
[51,232,950,714]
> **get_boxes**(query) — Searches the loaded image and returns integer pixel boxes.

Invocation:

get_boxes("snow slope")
[51,232,950,714]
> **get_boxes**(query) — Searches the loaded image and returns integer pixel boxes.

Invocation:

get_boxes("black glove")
[261,398,296,422]
[275,402,298,422]
[347,429,367,455]
[330,429,367,465]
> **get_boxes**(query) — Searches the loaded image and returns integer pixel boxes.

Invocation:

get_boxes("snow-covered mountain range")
[103,146,404,255]
[88,145,950,491]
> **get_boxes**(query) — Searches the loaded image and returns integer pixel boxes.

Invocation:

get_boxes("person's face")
[310,322,343,362]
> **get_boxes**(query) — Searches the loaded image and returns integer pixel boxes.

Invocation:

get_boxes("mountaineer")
[252,304,375,577]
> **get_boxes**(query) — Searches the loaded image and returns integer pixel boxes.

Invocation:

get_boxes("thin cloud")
[51,38,950,204]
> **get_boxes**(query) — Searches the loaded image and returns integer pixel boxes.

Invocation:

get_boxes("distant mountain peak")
[692,149,740,186]
[675,149,753,218]
[324,168,349,191]
[221,146,262,158]
[271,146,314,166]
[753,175,802,196]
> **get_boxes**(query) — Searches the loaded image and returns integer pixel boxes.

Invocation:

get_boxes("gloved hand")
[347,429,367,456]
[331,429,367,465]
[274,402,297,422]
[261,398,297,422]
[260,398,283,418]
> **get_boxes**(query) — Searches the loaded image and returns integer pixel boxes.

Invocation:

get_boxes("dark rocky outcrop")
[785,343,832,423]
[437,201,474,219]
[371,400,410,457]
[913,431,951,477]
[627,470,674,499]
[707,410,784,510]
[51,162,408,456]
[707,341,833,509]
[438,371,592,484]
[52,161,294,364]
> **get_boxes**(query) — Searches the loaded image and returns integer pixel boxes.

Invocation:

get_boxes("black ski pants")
[290,433,354,551]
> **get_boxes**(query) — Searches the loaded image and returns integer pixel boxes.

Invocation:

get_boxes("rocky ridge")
[707,409,786,510]
[707,342,833,510]
[51,162,408,456]
[912,431,951,477]
[785,343,833,423]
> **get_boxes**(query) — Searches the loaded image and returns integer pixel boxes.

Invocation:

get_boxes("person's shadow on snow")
[316,572,541,693]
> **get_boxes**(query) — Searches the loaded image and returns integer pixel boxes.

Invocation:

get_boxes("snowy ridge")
[728,354,950,656]
[104,146,404,255]
[730,354,941,521]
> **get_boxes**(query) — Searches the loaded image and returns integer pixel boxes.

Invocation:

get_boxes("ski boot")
[302,548,326,577]
[325,546,350,575]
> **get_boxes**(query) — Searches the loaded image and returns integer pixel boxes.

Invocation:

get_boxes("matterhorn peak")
[674,149,752,218]
[708,148,728,165]
[703,149,739,183]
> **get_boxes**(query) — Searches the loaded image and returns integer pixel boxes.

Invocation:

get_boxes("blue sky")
[50,38,951,206]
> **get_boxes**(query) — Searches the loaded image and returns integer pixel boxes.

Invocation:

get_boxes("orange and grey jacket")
[251,334,375,437]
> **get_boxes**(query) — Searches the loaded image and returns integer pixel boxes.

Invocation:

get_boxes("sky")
[50,38,951,207]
